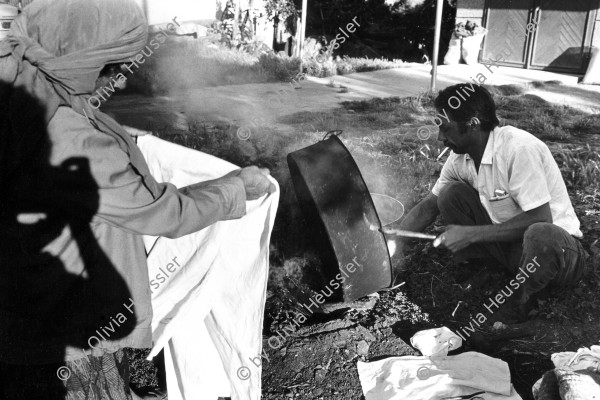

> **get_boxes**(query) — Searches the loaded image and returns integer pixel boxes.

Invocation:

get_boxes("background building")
[133,0,217,26]
[456,0,600,74]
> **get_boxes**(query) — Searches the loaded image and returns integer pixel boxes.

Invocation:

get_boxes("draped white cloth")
[137,135,279,400]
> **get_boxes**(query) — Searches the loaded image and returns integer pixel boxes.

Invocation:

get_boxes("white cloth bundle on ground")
[443,32,462,65]
[410,326,462,357]
[136,135,279,400]
[552,345,600,371]
[461,33,487,65]
[357,352,522,400]
[582,47,600,85]
[533,346,600,400]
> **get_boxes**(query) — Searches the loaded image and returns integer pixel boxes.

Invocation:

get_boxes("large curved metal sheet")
[287,135,392,301]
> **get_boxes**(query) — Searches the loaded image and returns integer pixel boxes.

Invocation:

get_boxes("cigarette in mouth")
[437,147,449,160]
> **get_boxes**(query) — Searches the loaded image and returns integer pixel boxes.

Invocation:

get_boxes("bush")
[302,57,337,78]
[337,56,406,74]
[125,39,300,95]
[301,55,406,78]
[258,53,301,81]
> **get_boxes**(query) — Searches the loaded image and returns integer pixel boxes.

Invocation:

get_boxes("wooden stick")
[382,228,437,240]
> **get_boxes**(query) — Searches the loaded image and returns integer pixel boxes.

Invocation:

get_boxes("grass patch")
[529,80,564,89]
[484,84,526,97]
[553,147,600,188]
[341,93,433,113]
[279,98,422,140]
[494,92,600,144]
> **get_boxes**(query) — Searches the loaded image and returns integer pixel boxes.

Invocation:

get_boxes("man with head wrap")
[0,0,275,399]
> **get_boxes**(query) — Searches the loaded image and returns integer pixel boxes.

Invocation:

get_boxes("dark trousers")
[437,182,588,303]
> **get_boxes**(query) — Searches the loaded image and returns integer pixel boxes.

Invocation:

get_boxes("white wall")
[133,0,217,25]
[456,0,485,26]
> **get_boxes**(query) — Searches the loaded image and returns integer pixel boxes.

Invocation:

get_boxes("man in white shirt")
[398,84,588,324]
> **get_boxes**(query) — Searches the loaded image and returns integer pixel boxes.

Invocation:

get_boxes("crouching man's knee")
[523,223,560,255]
[522,222,585,286]
[437,181,476,216]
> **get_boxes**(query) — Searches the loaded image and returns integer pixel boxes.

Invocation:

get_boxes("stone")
[357,340,370,356]
[315,368,327,382]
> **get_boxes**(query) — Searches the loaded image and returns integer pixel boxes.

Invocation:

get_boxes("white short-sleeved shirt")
[432,125,582,238]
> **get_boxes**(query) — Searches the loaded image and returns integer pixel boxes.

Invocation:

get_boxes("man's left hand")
[439,225,479,253]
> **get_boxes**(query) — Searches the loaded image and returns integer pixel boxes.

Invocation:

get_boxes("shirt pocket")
[489,196,521,223]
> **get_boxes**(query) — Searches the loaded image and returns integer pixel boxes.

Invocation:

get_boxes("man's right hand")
[238,166,276,200]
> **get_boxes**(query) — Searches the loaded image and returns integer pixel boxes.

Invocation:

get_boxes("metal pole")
[141,0,149,25]
[430,0,444,92]
[299,0,308,73]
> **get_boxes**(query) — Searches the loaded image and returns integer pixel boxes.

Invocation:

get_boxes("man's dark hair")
[434,84,500,132]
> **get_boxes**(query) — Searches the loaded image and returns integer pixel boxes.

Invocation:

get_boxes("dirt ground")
[259,206,600,400]
[108,71,600,400]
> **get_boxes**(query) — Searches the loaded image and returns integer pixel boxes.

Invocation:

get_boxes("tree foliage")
[307,0,456,61]
[264,0,301,21]
[261,0,456,62]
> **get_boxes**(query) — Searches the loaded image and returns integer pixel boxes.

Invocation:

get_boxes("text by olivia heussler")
[150,256,181,293]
